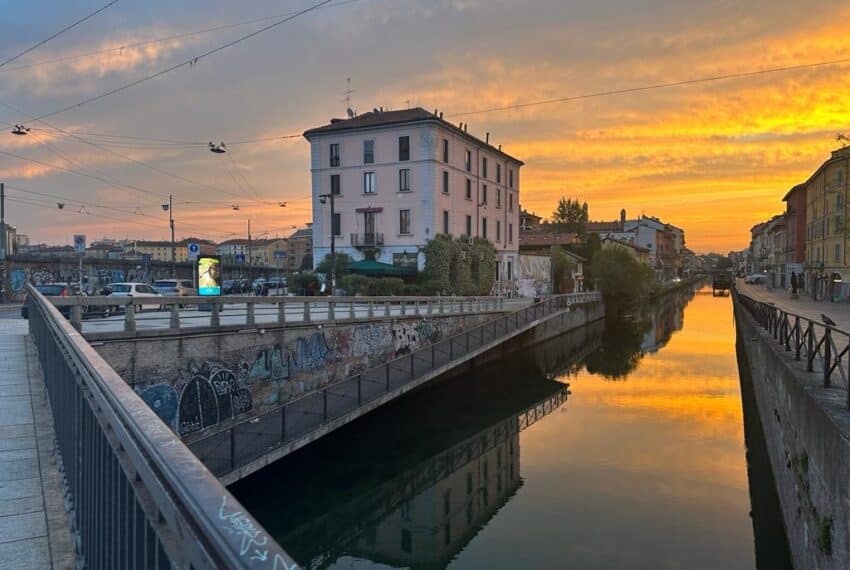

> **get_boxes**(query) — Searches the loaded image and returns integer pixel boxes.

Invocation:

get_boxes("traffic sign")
[142,253,151,265]
[187,242,200,260]
[73,234,86,253]
[235,253,246,263]
[273,250,286,259]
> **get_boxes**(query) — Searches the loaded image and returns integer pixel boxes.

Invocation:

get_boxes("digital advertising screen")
[197,256,222,296]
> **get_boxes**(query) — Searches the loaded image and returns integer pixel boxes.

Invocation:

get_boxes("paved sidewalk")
[737,280,850,332]
[0,321,76,569]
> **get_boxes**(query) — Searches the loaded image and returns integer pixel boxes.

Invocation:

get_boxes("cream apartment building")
[304,108,523,282]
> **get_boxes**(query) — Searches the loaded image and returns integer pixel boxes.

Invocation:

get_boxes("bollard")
[124,302,136,332]
[169,304,180,330]
[278,301,286,324]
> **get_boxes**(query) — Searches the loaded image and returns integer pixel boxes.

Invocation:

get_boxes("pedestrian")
[790,272,798,295]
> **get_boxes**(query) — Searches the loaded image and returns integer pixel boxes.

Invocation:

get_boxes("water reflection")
[234,286,790,569]
[232,323,602,569]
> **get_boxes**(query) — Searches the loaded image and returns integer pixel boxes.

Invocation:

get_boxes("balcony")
[350,233,384,247]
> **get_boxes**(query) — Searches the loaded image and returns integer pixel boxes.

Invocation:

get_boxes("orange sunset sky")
[1,0,849,252]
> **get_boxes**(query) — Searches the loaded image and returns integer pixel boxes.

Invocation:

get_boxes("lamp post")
[319,193,336,295]
[162,195,175,277]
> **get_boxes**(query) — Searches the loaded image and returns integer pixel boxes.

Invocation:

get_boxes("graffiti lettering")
[138,383,178,426]
[289,332,332,375]
[9,269,27,293]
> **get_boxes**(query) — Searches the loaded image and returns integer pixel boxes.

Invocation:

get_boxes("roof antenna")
[439,112,443,119]
[486,132,490,144]
[344,77,355,117]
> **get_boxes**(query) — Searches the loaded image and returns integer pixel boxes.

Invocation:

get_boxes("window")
[482,157,488,178]
[363,172,376,194]
[399,209,411,235]
[329,143,340,167]
[482,185,488,204]
[465,179,472,200]
[495,261,501,280]
[399,136,410,161]
[496,188,501,208]
[442,170,449,194]
[330,174,341,196]
[332,212,341,236]
[363,139,374,164]
[507,260,513,280]
[443,210,450,234]
[496,220,501,241]
[465,149,472,172]
[497,164,501,183]
[466,215,472,237]
[835,243,841,263]
[482,218,488,239]
[509,193,514,212]
[399,168,410,192]
[509,223,513,242]
[442,139,449,163]
[509,169,514,188]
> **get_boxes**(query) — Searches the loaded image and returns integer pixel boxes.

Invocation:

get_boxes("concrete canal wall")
[734,301,850,569]
[93,312,496,438]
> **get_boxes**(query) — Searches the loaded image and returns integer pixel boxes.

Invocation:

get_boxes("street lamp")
[319,193,336,295]
[161,195,175,277]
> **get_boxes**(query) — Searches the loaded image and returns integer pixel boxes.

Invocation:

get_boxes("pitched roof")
[586,221,623,232]
[601,236,650,252]
[519,232,579,247]
[303,107,524,165]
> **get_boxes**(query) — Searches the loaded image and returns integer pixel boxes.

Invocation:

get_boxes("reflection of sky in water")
[448,289,754,570]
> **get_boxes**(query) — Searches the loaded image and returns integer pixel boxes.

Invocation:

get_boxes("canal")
[232,285,791,569]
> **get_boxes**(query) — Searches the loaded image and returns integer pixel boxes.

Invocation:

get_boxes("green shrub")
[339,274,369,295]
[367,277,405,296]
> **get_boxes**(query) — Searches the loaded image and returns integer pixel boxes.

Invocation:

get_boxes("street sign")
[187,242,200,260]
[142,253,151,265]
[273,250,286,259]
[73,234,86,253]
[235,253,246,263]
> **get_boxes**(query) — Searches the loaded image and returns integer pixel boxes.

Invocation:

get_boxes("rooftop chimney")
[464,123,468,132]
[486,132,490,144]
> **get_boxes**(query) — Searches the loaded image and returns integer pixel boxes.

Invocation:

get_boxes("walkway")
[737,279,850,332]
[0,320,75,569]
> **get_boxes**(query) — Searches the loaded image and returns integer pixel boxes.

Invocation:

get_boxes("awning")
[349,259,416,277]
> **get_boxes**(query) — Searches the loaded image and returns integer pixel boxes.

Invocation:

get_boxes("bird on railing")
[822,314,837,327]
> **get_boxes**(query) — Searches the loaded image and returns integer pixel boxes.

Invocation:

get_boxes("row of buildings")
[744,146,850,301]
[15,227,314,274]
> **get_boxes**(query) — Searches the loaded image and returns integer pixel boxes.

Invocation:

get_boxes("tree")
[422,235,496,295]
[551,197,589,235]
[551,246,575,293]
[589,248,654,315]
[316,252,353,277]
[299,254,313,272]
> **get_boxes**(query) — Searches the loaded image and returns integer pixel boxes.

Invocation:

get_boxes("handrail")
[26,284,299,570]
[189,291,602,482]
[735,288,850,409]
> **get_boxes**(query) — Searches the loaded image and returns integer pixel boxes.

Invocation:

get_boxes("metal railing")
[736,290,850,409]
[26,285,299,570]
[349,232,384,246]
[189,292,602,480]
[49,294,525,336]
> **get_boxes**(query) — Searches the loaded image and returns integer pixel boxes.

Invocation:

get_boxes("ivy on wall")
[422,234,496,296]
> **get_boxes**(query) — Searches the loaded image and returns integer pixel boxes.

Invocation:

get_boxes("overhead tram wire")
[0,0,365,74]
[0,0,123,69]
[446,55,850,118]
[31,0,336,122]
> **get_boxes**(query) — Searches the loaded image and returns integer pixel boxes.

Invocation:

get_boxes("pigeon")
[822,314,837,327]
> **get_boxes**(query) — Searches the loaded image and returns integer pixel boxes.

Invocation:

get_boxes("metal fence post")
[386,363,391,392]
[432,344,436,368]
[357,375,362,406]
[794,316,801,360]
[824,328,832,388]
[410,353,414,379]
[807,322,815,372]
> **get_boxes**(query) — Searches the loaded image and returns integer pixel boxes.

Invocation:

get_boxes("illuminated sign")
[197,256,222,296]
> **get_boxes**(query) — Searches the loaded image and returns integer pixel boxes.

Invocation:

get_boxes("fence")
[189,292,601,479]
[736,290,850,409]
[49,294,527,335]
[26,285,298,570]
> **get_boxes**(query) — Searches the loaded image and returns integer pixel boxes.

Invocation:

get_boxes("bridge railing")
[736,290,850,409]
[189,291,602,478]
[48,294,528,335]
[26,284,299,570]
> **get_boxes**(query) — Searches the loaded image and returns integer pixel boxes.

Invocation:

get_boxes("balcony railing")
[350,232,384,247]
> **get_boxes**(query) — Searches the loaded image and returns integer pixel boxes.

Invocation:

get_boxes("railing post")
[794,316,801,360]
[807,322,815,372]
[357,375,362,406]
[410,353,414,379]
[824,328,832,388]
[427,300,433,315]
[368,301,374,318]
[246,300,255,326]
[304,300,311,323]
[124,302,136,332]
[385,301,391,317]
[349,301,355,320]
[70,302,83,332]
[323,390,328,422]
[400,300,406,316]
[460,298,465,314]
[386,363,390,392]
[230,427,236,471]
[278,300,286,324]
[328,300,336,323]
[169,303,180,330]
[432,344,436,368]
[439,298,444,314]
[210,302,220,327]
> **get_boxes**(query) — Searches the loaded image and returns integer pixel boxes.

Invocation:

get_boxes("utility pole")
[247,219,252,283]
[169,194,176,278]
[0,182,5,303]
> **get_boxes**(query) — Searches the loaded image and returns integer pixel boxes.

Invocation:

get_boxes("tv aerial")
[11,124,29,135]
[209,141,226,154]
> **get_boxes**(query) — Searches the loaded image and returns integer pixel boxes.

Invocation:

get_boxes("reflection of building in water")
[641,288,692,353]
[354,422,521,567]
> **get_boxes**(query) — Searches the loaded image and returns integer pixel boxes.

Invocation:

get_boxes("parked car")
[744,274,767,284]
[108,283,163,311]
[222,279,236,294]
[153,279,196,297]
[267,277,286,294]
[21,283,112,320]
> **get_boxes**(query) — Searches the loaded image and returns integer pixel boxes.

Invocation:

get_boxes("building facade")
[783,183,806,288]
[304,108,523,284]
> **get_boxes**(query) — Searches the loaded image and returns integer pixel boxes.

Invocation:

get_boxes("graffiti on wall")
[178,363,253,436]
[9,269,27,293]
[31,268,59,285]
[97,269,125,286]
[138,383,179,426]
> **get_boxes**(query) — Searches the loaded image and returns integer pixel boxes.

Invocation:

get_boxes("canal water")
[233,285,791,569]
